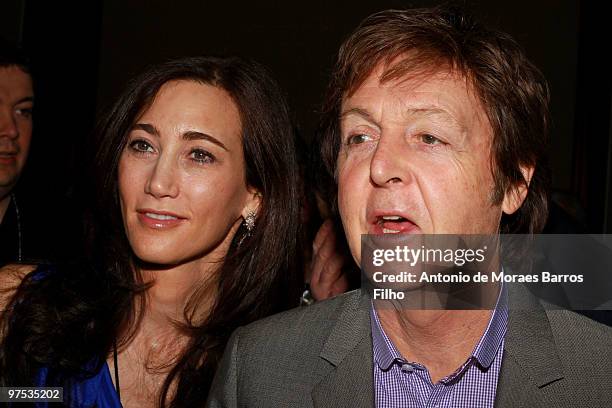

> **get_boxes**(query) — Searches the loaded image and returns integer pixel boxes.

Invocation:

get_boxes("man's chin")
[0,175,18,187]
[0,179,18,198]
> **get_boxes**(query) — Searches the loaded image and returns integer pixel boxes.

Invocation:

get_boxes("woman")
[0,56,301,407]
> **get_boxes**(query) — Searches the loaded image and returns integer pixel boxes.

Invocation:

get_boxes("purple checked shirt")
[371,283,508,408]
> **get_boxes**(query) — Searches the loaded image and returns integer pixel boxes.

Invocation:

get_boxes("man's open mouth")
[369,213,419,234]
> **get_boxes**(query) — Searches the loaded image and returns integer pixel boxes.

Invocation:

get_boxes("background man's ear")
[502,165,535,215]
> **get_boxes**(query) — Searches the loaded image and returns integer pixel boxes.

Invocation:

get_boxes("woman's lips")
[137,210,186,229]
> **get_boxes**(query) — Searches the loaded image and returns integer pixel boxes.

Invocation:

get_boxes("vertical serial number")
[0,387,63,402]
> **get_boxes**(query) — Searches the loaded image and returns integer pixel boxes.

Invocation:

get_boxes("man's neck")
[377,307,492,384]
[0,193,11,224]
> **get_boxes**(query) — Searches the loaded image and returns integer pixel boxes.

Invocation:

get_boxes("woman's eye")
[190,149,215,164]
[347,133,372,145]
[129,140,154,153]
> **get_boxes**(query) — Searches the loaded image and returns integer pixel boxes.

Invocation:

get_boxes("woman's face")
[118,80,259,266]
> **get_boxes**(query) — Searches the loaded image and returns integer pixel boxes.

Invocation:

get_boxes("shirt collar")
[472,281,508,368]
[370,301,403,371]
[370,281,508,371]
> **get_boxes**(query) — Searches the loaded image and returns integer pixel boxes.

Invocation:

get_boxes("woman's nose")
[145,156,179,198]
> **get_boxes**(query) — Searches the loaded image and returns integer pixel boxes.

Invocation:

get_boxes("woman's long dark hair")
[0,56,301,406]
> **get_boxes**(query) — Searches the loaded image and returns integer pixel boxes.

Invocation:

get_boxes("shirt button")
[401,363,413,373]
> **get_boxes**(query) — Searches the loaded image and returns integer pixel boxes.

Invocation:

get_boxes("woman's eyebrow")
[131,124,229,151]
[182,130,229,151]
[132,123,159,136]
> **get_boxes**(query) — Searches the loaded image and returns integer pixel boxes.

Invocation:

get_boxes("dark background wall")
[1,0,611,235]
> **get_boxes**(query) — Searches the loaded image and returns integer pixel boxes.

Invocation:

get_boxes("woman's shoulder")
[0,263,55,286]
[0,263,40,310]
[0,262,38,280]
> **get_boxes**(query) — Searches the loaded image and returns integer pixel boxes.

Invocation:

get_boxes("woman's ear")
[502,165,535,215]
[242,187,262,220]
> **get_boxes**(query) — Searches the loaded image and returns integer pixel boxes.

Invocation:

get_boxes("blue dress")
[34,361,122,408]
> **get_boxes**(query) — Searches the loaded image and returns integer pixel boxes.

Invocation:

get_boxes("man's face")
[0,66,33,198]
[337,67,518,264]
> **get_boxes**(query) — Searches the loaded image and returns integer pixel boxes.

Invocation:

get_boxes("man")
[207,7,612,407]
[0,40,33,266]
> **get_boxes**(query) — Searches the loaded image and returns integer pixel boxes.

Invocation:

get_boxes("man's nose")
[369,134,410,186]
[145,155,179,199]
[0,110,19,140]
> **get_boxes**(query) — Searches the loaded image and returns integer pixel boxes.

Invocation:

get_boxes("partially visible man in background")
[0,39,33,266]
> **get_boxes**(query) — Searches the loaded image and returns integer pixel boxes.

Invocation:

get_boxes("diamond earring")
[244,210,256,232]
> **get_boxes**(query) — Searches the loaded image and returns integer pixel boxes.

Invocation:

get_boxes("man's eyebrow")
[340,107,380,126]
[340,106,464,131]
[182,130,228,151]
[15,96,34,105]
[406,108,465,130]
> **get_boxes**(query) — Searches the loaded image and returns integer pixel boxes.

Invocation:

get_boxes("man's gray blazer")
[207,286,612,407]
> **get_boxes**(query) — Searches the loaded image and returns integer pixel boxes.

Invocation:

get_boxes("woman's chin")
[132,247,186,267]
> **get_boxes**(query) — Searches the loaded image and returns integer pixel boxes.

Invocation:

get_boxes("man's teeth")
[381,215,403,221]
[146,213,178,220]
[377,215,410,233]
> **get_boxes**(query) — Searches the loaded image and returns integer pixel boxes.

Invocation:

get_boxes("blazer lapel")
[495,284,566,407]
[312,291,374,408]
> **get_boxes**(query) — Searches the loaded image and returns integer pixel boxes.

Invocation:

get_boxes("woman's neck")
[140,258,217,327]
